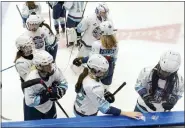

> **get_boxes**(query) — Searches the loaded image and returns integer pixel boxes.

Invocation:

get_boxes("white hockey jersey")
[90,40,118,62]
[77,13,113,46]
[74,75,110,115]
[24,64,68,113]
[64,2,85,22]
[22,2,41,18]
[23,27,54,50]
[135,67,184,112]
[15,57,33,81]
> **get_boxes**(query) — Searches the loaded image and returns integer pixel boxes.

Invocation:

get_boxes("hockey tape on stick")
[113,82,126,96]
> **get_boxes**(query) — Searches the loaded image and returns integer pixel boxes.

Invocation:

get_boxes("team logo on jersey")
[32,36,44,49]
[92,26,102,40]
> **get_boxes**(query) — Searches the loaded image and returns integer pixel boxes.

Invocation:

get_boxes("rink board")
[2,111,184,127]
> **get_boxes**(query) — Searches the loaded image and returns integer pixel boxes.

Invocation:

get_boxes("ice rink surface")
[1,2,184,122]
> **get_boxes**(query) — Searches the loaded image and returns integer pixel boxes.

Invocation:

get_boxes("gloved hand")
[48,86,64,101]
[104,90,115,103]
[39,89,50,104]
[162,94,178,110]
[45,45,54,52]
[73,57,83,67]
[143,95,156,111]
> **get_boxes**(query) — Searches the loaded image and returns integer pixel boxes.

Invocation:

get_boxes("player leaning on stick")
[23,50,68,120]
[74,54,143,119]
[134,50,184,113]
[76,2,114,57]
[73,21,118,92]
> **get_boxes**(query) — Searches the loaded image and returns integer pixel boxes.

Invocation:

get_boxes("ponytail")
[14,50,24,63]
[75,68,89,93]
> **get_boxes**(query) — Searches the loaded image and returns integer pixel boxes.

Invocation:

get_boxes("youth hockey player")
[14,34,35,121]
[134,50,184,113]
[63,2,85,47]
[22,1,41,28]
[23,14,58,62]
[47,2,65,36]
[23,50,68,120]
[76,2,113,57]
[74,54,143,119]
[73,21,118,90]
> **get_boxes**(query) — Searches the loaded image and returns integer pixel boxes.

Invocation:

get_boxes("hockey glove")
[104,90,115,103]
[143,95,156,111]
[73,57,83,67]
[39,89,50,105]
[162,94,178,110]
[48,86,64,101]
[45,45,54,52]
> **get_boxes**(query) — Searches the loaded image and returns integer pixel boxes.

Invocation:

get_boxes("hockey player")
[23,50,68,120]
[22,1,41,28]
[76,2,113,57]
[134,50,184,113]
[14,34,35,83]
[14,34,35,121]
[47,2,65,36]
[63,2,85,47]
[73,21,118,90]
[23,14,58,62]
[74,54,143,119]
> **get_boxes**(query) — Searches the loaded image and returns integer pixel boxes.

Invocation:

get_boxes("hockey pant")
[23,98,57,121]
[66,17,81,37]
[53,3,65,31]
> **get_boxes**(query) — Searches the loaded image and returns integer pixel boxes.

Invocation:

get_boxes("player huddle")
[14,1,183,122]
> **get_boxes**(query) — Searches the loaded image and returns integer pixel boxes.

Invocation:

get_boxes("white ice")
[1,2,184,122]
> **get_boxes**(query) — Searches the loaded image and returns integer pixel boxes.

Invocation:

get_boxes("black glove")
[45,45,54,52]
[143,95,156,111]
[39,90,50,105]
[162,94,178,110]
[73,57,83,67]
[104,91,115,103]
[48,86,64,101]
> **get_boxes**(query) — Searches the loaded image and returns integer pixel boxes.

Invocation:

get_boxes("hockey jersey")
[24,64,68,113]
[64,2,85,22]
[90,40,118,62]
[135,66,184,112]
[15,57,33,81]
[23,27,54,50]
[22,2,41,18]
[74,75,110,115]
[77,13,113,46]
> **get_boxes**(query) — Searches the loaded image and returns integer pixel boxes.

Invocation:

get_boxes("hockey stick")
[1,62,23,72]
[113,82,127,96]
[1,115,11,121]
[16,5,28,30]
[22,78,69,118]
[48,5,51,28]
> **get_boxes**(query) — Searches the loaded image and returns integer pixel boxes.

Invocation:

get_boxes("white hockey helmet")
[100,21,114,35]
[16,34,34,56]
[159,50,181,74]
[33,50,53,72]
[26,14,42,31]
[95,2,109,20]
[87,54,109,78]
